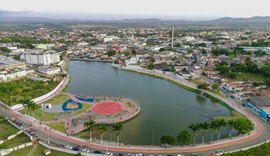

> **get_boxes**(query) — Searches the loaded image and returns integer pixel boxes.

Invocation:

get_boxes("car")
[65,145,73,150]
[93,150,103,154]
[177,154,184,156]
[82,149,90,153]
[136,154,143,156]
[107,152,114,155]
[216,149,224,154]
[118,153,124,156]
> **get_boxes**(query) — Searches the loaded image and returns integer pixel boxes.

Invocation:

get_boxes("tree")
[198,121,210,144]
[228,72,237,79]
[188,123,200,145]
[254,50,267,56]
[106,50,116,57]
[131,49,137,56]
[96,124,107,143]
[112,123,123,145]
[21,99,38,115]
[209,120,220,142]
[197,83,210,90]
[226,120,235,138]
[216,119,226,141]
[200,49,207,56]
[212,83,219,91]
[84,119,96,141]
[233,118,253,134]
[177,130,192,145]
[265,78,270,86]
[0,47,11,53]
[146,62,154,70]
[161,135,176,145]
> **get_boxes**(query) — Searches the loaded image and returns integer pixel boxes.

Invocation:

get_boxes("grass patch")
[47,122,66,133]
[203,92,234,112]
[20,103,91,121]
[45,94,70,105]
[0,120,18,140]
[6,145,75,156]
[0,78,58,106]
[0,133,31,149]
[236,73,266,81]
[214,110,246,121]
[223,141,270,156]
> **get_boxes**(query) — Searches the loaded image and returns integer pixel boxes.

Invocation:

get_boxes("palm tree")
[188,123,199,145]
[84,119,96,141]
[199,121,210,144]
[112,123,123,145]
[209,120,219,142]
[21,99,38,117]
[217,119,226,141]
[96,124,107,143]
[226,120,235,138]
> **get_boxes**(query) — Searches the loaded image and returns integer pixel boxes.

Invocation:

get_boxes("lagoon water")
[67,61,232,145]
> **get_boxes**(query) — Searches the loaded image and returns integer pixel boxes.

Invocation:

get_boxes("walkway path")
[0,63,267,155]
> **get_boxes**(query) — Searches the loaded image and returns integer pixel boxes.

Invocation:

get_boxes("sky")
[1,0,270,20]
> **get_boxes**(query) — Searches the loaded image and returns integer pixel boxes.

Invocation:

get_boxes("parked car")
[216,149,224,154]
[65,145,73,150]
[82,148,90,153]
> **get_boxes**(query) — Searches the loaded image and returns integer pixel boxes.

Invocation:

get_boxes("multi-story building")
[20,50,60,65]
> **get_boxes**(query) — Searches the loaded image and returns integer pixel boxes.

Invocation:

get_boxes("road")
[1,66,270,156]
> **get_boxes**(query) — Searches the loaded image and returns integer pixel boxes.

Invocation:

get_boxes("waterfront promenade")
[0,62,268,155]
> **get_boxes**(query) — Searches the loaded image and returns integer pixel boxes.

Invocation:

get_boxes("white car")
[65,145,73,150]
[106,152,114,155]
[82,149,90,153]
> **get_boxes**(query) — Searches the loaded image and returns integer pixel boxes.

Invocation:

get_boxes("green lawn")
[0,79,59,105]
[47,122,66,133]
[6,145,76,156]
[45,94,70,105]
[0,133,31,149]
[20,103,91,121]
[236,73,266,81]
[223,142,270,156]
[214,110,246,121]
[0,120,19,140]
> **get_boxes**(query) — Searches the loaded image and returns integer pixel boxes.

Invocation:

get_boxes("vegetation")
[177,130,192,145]
[21,99,39,115]
[106,50,116,56]
[0,79,58,105]
[20,103,91,121]
[96,124,107,143]
[112,123,123,145]
[0,133,31,149]
[212,49,232,56]
[84,119,96,141]
[6,145,74,156]
[45,94,70,105]
[160,135,176,145]
[197,83,210,90]
[47,122,66,133]
[0,47,11,53]
[0,36,52,44]
[0,119,19,140]
[222,142,270,156]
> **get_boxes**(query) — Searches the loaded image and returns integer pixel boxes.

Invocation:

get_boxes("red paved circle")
[91,101,122,115]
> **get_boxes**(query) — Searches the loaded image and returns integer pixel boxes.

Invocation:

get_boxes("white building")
[37,66,61,75]
[0,69,27,82]
[21,50,60,65]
